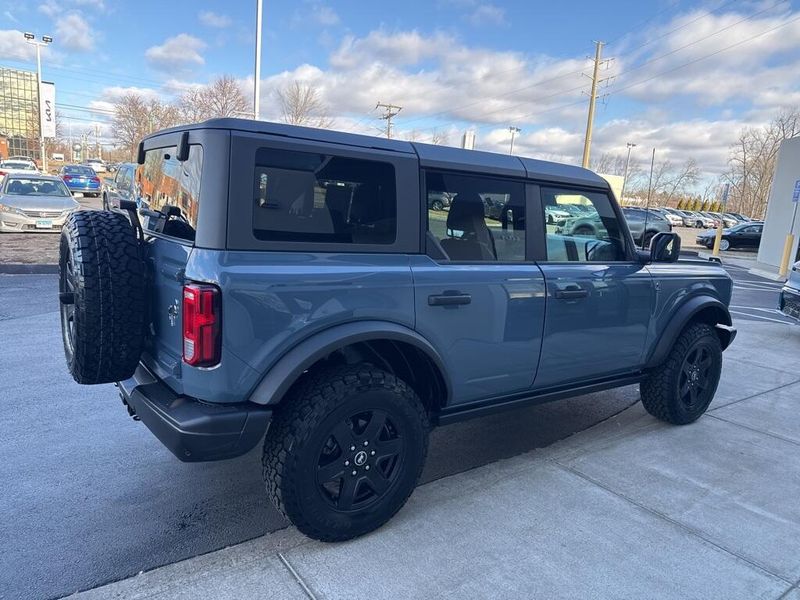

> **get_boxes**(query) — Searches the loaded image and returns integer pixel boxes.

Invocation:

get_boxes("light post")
[508,126,521,155]
[24,32,53,172]
[620,142,637,204]
[253,0,263,120]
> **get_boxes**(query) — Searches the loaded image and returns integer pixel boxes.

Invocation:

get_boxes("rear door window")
[252,147,397,245]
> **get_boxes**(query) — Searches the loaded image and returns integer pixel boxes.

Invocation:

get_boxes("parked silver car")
[0,174,80,233]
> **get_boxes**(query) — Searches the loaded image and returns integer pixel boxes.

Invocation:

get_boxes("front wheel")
[719,239,731,251]
[263,364,430,542]
[640,322,722,425]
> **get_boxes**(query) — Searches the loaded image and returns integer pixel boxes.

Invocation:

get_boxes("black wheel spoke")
[365,469,390,495]
[375,437,402,459]
[362,410,388,442]
[330,420,355,452]
[337,475,358,511]
[679,379,690,399]
[317,461,345,484]
[688,386,698,406]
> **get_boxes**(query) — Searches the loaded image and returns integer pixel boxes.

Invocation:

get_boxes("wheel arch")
[645,296,734,369]
[248,321,451,414]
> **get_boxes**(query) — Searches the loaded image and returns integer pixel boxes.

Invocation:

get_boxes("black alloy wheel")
[677,343,716,412]
[316,409,405,512]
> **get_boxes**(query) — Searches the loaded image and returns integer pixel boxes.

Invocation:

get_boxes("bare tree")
[112,93,179,160]
[632,157,700,206]
[430,129,449,146]
[722,109,800,219]
[178,75,251,123]
[275,81,334,129]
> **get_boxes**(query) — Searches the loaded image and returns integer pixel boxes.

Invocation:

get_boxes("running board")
[435,372,645,425]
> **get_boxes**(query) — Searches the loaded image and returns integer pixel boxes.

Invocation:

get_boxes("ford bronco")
[58,119,736,541]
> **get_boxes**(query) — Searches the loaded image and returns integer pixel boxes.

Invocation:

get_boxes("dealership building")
[0,66,42,161]
[756,136,800,274]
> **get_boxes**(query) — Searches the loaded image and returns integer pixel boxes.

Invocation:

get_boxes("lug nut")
[365,465,370,470]
[352,470,357,476]
[344,460,350,466]
[364,441,369,446]
[350,445,356,451]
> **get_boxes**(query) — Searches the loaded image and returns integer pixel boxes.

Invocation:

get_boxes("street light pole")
[508,126,521,155]
[24,32,52,172]
[620,142,636,204]
[253,0,263,120]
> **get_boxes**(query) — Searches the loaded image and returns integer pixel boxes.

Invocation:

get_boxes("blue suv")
[58,119,736,541]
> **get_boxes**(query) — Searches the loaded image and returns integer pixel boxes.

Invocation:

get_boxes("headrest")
[446,192,486,231]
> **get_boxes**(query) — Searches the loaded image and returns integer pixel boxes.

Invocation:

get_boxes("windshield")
[64,166,96,176]
[4,178,71,197]
[1,161,35,170]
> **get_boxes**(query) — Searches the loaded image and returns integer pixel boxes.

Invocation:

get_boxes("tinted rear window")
[64,166,95,176]
[252,147,396,245]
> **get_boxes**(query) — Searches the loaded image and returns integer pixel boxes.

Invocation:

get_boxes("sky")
[1,0,800,177]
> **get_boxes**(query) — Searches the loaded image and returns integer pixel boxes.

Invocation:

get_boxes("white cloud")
[55,14,94,52]
[312,4,340,26]
[467,4,506,26]
[198,10,231,28]
[0,29,40,61]
[145,34,206,72]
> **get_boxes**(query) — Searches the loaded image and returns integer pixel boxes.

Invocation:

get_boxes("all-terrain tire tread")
[262,364,429,542]
[640,322,721,424]
[60,210,146,384]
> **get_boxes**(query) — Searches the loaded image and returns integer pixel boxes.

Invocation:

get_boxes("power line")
[375,102,402,139]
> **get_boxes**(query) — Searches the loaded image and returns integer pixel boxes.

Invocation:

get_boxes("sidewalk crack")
[710,378,800,412]
[278,551,318,600]
[551,459,793,586]
[707,414,800,449]
[778,579,800,599]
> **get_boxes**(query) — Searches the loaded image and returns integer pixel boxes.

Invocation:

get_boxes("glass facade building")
[0,67,40,161]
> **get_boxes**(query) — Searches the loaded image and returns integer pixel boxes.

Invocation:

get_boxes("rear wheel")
[59,210,146,384]
[263,364,429,542]
[719,239,731,251]
[640,322,722,425]
[573,225,593,236]
[430,200,444,211]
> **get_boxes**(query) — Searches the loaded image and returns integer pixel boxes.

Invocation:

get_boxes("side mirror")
[649,232,681,263]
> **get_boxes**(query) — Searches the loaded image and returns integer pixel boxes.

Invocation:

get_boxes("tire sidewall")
[281,380,427,539]
[670,332,722,422]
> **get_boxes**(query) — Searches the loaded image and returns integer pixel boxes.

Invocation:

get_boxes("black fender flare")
[645,295,735,369]
[248,321,452,406]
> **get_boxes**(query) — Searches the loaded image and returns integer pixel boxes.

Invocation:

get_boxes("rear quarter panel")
[185,249,416,402]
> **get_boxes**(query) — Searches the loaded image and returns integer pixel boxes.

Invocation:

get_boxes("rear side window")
[137,145,203,231]
[252,148,396,245]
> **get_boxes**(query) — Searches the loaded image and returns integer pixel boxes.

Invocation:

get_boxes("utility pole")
[24,32,53,172]
[508,126,521,155]
[641,147,656,246]
[620,142,637,203]
[253,0,263,119]
[582,40,609,169]
[94,123,101,160]
[376,102,402,139]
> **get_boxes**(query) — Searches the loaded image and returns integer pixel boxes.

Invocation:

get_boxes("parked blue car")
[58,118,737,543]
[59,165,102,197]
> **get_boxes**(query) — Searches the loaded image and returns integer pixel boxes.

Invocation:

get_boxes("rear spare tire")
[59,210,146,384]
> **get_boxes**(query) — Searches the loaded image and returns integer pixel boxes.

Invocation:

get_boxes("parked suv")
[58,119,736,542]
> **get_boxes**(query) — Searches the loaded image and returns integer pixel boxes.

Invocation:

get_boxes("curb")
[0,263,59,274]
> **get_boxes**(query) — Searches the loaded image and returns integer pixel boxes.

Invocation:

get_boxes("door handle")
[428,291,472,306]
[554,285,589,300]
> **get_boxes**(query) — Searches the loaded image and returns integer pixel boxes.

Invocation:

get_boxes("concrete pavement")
[70,319,800,600]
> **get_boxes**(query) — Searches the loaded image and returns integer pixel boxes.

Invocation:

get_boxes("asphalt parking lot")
[0,258,793,600]
[0,274,638,600]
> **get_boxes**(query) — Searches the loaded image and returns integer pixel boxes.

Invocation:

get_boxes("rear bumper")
[118,364,272,462]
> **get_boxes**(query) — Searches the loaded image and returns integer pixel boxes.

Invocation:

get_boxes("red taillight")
[91,176,100,183]
[62,175,72,181]
[182,283,221,367]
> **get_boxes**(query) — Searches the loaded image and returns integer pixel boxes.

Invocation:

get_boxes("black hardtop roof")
[146,118,608,189]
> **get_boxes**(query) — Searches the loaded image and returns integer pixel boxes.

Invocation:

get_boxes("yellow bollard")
[711,222,725,257]
[778,233,796,278]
